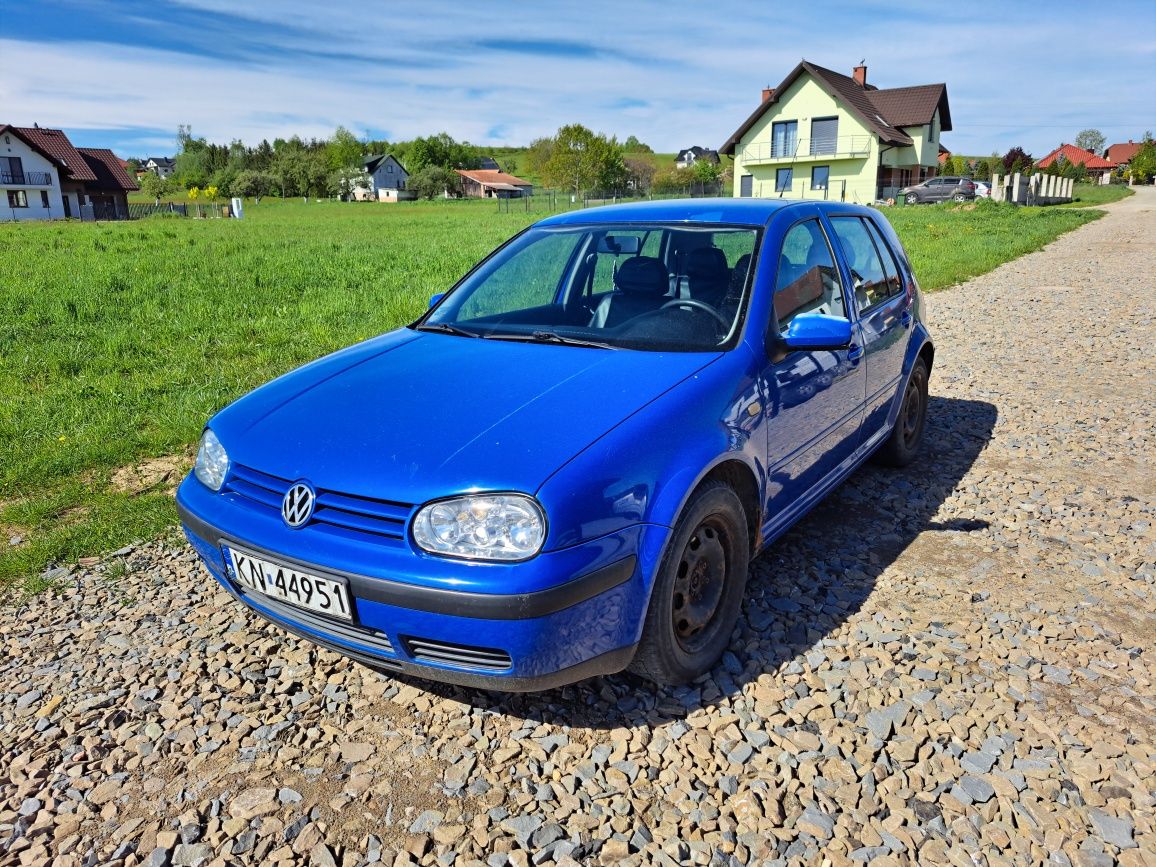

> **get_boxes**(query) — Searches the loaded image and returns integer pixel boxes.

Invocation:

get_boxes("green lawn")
[1054,182,1134,208]
[0,196,1101,592]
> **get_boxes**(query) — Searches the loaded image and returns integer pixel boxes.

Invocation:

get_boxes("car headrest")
[685,246,728,279]
[726,253,753,300]
[614,256,668,295]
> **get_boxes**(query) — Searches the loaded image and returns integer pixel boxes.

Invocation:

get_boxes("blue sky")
[1,0,1153,159]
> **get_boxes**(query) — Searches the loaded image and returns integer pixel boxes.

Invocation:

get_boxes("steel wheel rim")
[672,518,729,653]
[901,373,924,447]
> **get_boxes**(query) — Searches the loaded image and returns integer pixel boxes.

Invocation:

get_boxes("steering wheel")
[660,298,729,329]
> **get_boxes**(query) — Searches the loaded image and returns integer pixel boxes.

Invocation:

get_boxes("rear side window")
[829,217,897,311]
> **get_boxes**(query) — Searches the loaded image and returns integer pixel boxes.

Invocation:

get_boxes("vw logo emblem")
[281,482,316,528]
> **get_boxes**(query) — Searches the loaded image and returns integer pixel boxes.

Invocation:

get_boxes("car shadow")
[387,395,997,729]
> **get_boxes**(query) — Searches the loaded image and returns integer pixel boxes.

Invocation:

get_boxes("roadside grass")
[883,199,1101,290]
[1054,182,1134,208]
[0,196,1103,592]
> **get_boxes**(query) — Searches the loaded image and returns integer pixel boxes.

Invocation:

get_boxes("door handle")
[901,310,913,329]
[847,343,864,363]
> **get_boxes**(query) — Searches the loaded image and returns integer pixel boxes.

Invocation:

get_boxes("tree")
[406,133,479,173]
[1001,147,1033,175]
[624,156,656,193]
[623,135,653,153]
[329,165,370,199]
[1075,128,1106,155]
[139,172,171,205]
[542,124,627,194]
[523,137,554,178]
[1127,135,1156,183]
[408,166,459,199]
[232,170,275,200]
[651,166,689,194]
[327,125,364,171]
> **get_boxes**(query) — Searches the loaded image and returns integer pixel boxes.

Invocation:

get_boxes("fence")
[990,173,1074,205]
[79,202,225,221]
[496,184,726,214]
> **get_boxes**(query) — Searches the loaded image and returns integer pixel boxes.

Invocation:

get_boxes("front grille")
[237,585,395,657]
[402,636,513,672]
[226,464,414,544]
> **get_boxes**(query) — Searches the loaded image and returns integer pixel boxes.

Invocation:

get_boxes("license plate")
[225,546,353,621]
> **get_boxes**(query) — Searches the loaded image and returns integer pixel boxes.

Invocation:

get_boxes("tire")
[630,482,750,685]
[905,193,918,205]
[952,193,967,202]
[876,357,929,467]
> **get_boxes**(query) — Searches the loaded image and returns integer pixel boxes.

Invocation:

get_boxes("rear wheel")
[905,193,918,205]
[876,358,929,467]
[630,482,749,685]
[952,193,967,202]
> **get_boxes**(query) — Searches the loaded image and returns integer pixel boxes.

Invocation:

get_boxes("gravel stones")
[2,190,1155,865]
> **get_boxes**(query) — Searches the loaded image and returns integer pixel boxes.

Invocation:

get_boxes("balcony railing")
[1,170,53,186]
[739,136,872,165]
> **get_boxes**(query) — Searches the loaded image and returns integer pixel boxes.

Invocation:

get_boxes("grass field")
[0,196,1103,592]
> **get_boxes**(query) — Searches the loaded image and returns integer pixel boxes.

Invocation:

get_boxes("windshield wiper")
[486,330,615,349]
[414,322,481,338]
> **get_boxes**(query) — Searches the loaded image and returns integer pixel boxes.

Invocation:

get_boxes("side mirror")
[428,293,445,308]
[779,313,852,351]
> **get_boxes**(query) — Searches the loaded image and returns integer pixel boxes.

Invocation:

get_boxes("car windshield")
[418,223,759,352]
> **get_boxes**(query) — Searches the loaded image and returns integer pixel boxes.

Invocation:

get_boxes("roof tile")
[9,126,98,181]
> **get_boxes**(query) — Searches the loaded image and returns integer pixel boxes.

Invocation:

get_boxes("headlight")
[194,429,229,491]
[412,494,546,561]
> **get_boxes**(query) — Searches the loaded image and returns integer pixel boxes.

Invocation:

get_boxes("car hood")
[212,329,720,504]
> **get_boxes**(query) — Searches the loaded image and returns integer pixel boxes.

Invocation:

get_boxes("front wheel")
[630,482,750,685]
[905,193,918,205]
[876,357,929,467]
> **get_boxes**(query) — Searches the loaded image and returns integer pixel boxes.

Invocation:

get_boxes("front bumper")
[177,476,670,690]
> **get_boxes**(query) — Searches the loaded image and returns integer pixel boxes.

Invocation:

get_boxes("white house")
[356,154,414,202]
[1,125,70,221]
[1,124,139,221]
[144,157,175,178]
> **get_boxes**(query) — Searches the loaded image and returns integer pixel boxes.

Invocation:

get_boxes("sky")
[1,0,1153,160]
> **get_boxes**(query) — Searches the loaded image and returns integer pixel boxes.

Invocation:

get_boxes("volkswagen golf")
[177,198,933,690]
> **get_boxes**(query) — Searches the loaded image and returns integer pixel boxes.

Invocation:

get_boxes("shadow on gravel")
[399,396,998,729]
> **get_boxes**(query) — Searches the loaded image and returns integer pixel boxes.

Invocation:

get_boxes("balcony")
[739,136,872,166]
[1,170,53,186]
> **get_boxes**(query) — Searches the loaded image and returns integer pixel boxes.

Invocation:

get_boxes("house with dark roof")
[144,157,175,178]
[721,61,952,203]
[356,154,414,202]
[675,146,721,169]
[455,169,533,198]
[1,124,139,220]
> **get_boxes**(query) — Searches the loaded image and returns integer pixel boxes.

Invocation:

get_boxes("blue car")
[177,198,933,690]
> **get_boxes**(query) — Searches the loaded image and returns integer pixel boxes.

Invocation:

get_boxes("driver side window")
[773,219,846,334]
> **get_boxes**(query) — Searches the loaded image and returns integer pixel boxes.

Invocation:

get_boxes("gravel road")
[3,189,1154,867]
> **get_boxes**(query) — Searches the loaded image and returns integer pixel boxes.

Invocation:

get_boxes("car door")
[759,216,866,531]
[826,214,913,441]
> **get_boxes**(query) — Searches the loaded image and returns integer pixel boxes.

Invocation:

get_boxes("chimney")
[852,63,867,87]
[761,86,775,103]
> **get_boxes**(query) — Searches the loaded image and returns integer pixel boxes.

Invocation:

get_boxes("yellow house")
[721,61,952,203]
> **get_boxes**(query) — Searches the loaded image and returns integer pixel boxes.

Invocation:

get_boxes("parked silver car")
[900,176,977,204]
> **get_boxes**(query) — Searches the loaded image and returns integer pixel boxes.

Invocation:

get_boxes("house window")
[387,163,393,173]
[8,190,29,208]
[1,156,25,184]
[810,118,838,155]
[739,175,753,197]
[811,166,830,190]
[41,191,50,207]
[775,168,793,193]
[772,120,798,158]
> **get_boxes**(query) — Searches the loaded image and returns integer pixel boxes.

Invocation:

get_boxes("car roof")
[534,197,872,228]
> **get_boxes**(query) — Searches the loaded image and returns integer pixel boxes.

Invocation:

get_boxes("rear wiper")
[414,322,480,338]
[487,330,615,349]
